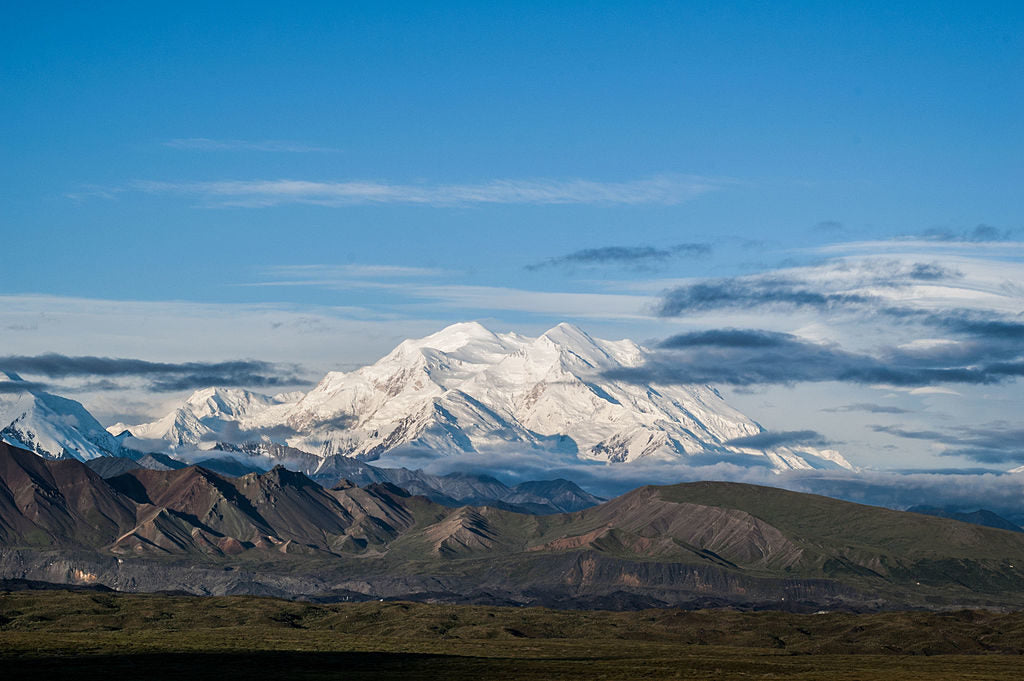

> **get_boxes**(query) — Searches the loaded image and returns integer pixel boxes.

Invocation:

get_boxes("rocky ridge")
[3,441,1023,611]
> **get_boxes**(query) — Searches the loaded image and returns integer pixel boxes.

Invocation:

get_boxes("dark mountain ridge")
[4,442,1024,610]
[88,442,605,514]
[907,505,1024,533]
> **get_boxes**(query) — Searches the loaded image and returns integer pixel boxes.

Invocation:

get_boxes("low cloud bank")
[872,423,1024,465]
[0,353,305,392]
[370,446,1024,519]
[607,328,1024,387]
[724,430,829,449]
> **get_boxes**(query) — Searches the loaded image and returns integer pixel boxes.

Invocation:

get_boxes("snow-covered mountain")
[0,373,123,461]
[109,386,302,446]
[116,322,853,471]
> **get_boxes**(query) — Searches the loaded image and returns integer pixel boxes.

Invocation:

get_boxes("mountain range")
[109,322,852,472]
[3,441,1023,611]
[907,505,1024,533]
[83,442,604,515]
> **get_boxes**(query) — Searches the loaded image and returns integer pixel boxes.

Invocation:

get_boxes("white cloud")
[908,386,962,396]
[237,267,653,319]
[0,294,434,370]
[813,239,1024,257]
[126,174,721,207]
[239,264,448,290]
[265,264,446,278]
[408,284,656,319]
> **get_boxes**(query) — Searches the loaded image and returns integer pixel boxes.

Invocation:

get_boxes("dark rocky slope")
[3,442,1024,610]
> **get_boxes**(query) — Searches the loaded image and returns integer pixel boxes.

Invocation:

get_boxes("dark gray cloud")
[643,268,1024,390]
[0,379,49,394]
[0,353,304,393]
[935,314,1024,340]
[656,277,874,315]
[527,243,711,270]
[867,306,1024,342]
[148,373,301,392]
[920,224,1013,242]
[0,353,269,378]
[657,260,969,317]
[822,403,912,415]
[725,430,829,449]
[908,262,960,280]
[659,328,792,349]
[872,423,1024,465]
[871,425,948,441]
[607,329,1024,387]
[670,243,713,257]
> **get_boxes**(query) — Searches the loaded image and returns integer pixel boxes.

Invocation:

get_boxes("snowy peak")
[183,387,277,420]
[413,320,504,353]
[120,386,303,447]
[120,322,854,472]
[0,381,122,461]
[539,322,605,360]
[536,322,645,372]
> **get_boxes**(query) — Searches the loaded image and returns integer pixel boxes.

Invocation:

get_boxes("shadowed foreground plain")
[2,590,1023,680]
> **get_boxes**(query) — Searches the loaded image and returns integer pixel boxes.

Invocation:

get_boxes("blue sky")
[2,2,1023,476]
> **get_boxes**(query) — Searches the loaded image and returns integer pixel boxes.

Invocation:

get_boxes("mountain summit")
[118,322,852,471]
[1,373,123,461]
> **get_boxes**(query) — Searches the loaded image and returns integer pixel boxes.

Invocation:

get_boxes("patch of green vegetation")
[656,482,1024,560]
[2,590,1023,680]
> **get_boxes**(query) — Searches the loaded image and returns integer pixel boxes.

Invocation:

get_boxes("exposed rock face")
[87,442,605,515]
[3,442,1024,610]
[0,443,137,547]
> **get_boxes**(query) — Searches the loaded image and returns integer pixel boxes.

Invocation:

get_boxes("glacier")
[115,322,854,472]
[1,373,124,461]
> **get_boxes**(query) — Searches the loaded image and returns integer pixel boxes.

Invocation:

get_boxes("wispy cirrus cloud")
[410,285,655,319]
[814,238,1024,259]
[822,403,912,415]
[242,264,654,318]
[124,174,721,207]
[526,243,711,271]
[242,264,447,289]
[162,138,340,153]
[268,264,444,278]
